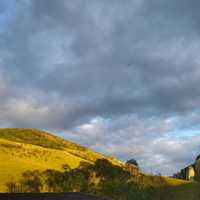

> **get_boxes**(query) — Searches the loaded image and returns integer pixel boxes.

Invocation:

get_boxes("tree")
[67,168,90,192]
[126,159,138,166]
[43,169,67,192]
[20,170,42,192]
[196,154,200,161]
[93,159,131,181]
[93,159,115,179]
[6,181,18,193]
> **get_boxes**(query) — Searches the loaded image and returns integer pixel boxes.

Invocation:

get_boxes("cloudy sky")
[1,0,200,175]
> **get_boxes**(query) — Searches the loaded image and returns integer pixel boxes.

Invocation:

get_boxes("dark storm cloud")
[30,0,200,118]
[1,0,200,174]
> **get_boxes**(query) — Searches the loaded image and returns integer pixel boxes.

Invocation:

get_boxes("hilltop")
[0,128,121,192]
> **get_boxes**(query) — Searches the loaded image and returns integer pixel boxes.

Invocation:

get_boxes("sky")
[0,0,200,175]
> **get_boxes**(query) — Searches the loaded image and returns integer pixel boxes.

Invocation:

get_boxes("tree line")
[6,159,164,200]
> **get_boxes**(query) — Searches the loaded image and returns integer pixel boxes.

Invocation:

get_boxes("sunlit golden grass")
[162,176,190,186]
[0,128,122,192]
[0,138,88,191]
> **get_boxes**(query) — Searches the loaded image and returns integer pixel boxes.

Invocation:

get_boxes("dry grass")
[0,128,122,192]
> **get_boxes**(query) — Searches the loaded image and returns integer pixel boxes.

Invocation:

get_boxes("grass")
[162,176,190,186]
[0,128,87,151]
[0,128,122,192]
[154,182,200,200]
[0,138,87,191]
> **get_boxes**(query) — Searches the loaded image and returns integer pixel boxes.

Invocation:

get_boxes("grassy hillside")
[0,128,122,192]
[0,128,193,198]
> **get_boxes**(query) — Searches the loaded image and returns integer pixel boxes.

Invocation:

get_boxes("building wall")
[173,165,195,181]
[186,166,195,180]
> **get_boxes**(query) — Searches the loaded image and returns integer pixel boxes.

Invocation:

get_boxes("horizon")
[0,0,200,175]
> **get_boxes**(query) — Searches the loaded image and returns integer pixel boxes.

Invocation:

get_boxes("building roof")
[183,164,195,170]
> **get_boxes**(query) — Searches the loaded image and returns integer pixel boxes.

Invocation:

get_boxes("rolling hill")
[0,128,122,192]
[0,128,192,198]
